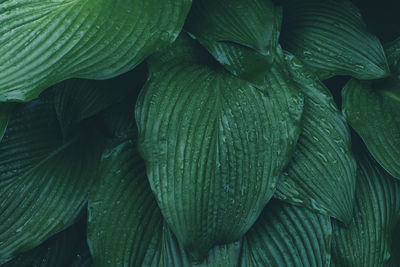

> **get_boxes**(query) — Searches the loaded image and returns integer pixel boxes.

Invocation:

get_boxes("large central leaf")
[88,105,242,266]
[135,36,304,259]
[0,0,191,101]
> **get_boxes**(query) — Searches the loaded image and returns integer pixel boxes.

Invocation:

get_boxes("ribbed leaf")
[160,225,241,267]
[1,220,90,267]
[135,36,304,259]
[185,0,281,85]
[53,64,147,136]
[342,40,400,179]
[332,151,400,266]
[0,98,103,263]
[386,223,400,267]
[275,53,357,223]
[0,104,14,142]
[0,0,191,102]
[240,200,332,267]
[87,120,241,266]
[280,0,389,80]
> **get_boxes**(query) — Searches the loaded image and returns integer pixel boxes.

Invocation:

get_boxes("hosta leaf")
[0,104,14,142]
[240,200,332,267]
[386,223,400,267]
[0,98,103,263]
[161,225,241,267]
[0,0,191,102]
[332,150,400,266]
[87,122,241,266]
[135,35,304,259]
[342,40,400,179]
[1,220,90,267]
[275,53,357,223]
[280,0,389,80]
[185,0,281,85]
[87,135,161,267]
[53,64,147,136]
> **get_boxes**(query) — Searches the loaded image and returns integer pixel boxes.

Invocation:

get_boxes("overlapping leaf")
[87,108,242,266]
[52,64,147,136]
[240,200,332,267]
[280,0,389,80]
[0,0,191,101]
[342,39,400,179]
[0,104,14,141]
[386,223,400,267]
[275,53,357,223]
[332,150,400,266]
[1,220,92,267]
[185,0,281,85]
[0,97,103,263]
[135,36,304,259]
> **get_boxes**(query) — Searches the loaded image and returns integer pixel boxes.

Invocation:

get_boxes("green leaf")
[0,98,103,263]
[342,39,400,179]
[161,225,241,267]
[0,0,191,102]
[87,137,161,267]
[386,223,400,267]
[87,125,241,266]
[53,64,147,136]
[1,220,91,267]
[275,53,357,223]
[185,0,281,85]
[332,150,400,266]
[240,200,332,267]
[280,0,389,80]
[0,103,15,142]
[135,35,304,259]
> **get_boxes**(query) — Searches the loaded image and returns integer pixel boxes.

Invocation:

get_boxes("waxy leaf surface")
[280,0,389,80]
[135,36,304,259]
[87,109,242,266]
[332,151,400,266]
[0,97,102,263]
[342,39,400,179]
[0,0,191,101]
[185,0,281,85]
[241,200,332,267]
[276,53,357,223]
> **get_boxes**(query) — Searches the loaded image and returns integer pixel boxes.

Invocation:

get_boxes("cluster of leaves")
[0,0,399,266]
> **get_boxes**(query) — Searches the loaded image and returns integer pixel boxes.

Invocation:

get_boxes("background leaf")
[1,219,91,267]
[185,0,281,85]
[53,64,147,136]
[0,0,191,101]
[0,97,103,263]
[136,36,304,259]
[332,150,400,266]
[240,200,332,267]
[275,53,357,223]
[0,104,15,142]
[342,39,400,179]
[280,0,389,80]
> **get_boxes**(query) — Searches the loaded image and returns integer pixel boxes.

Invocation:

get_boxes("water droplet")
[316,152,328,162]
